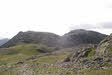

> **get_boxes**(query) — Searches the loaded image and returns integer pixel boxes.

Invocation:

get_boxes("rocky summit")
[58,29,107,47]
[1,31,60,48]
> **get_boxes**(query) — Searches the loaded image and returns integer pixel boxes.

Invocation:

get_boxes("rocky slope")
[62,33,112,70]
[1,29,107,48]
[96,33,112,56]
[58,29,107,47]
[1,31,60,48]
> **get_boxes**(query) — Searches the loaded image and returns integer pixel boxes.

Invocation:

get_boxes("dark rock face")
[63,45,96,62]
[58,29,107,47]
[62,45,107,69]
[1,31,60,48]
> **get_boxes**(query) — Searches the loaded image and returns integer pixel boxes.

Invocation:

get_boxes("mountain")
[1,31,60,48]
[0,38,9,46]
[0,30,112,75]
[59,29,107,47]
[1,29,107,48]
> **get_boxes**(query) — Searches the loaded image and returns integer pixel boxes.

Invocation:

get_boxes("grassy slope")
[0,44,53,75]
[79,68,112,75]
[0,44,112,75]
[0,50,73,75]
[0,44,50,64]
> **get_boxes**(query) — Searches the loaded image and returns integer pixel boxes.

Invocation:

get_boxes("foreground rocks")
[62,34,112,70]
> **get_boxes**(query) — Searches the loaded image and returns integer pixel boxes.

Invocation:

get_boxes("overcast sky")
[0,0,112,38]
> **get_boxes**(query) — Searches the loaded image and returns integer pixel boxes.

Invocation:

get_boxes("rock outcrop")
[62,34,112,69]
[96,34,112,56]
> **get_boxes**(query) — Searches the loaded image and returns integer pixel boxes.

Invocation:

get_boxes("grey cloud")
[70,22,112,30]
[69,24,98,30]
[99,22,112,29]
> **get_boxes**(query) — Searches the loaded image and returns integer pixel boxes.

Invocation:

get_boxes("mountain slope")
[59,29,107,47]
[1,31,60,48]
[1,30,107,48]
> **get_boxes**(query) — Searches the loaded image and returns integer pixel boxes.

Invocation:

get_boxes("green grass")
[34,52,70,63]
[10,44,51,55]
[87,48,96,57]
[0,44,51,56]
[0,44,112,75]
[0,44,50,67]
[109,47,112,54]
[104,62,112,67]
[79,68,112,75]
[0,44,52,75]
[0,51,71,75]
[0,70,15,75]
[0,48,18,55]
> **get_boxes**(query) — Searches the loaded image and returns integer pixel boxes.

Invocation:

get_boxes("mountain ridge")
[1,31,60,48]
[1,29,107,48]
[58,29,107,47]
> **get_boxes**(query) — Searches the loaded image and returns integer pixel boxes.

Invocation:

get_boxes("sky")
[0,0,112,38]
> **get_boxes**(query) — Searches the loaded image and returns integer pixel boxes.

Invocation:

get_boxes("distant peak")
[71,29,86,31]
[66,29,88,35]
